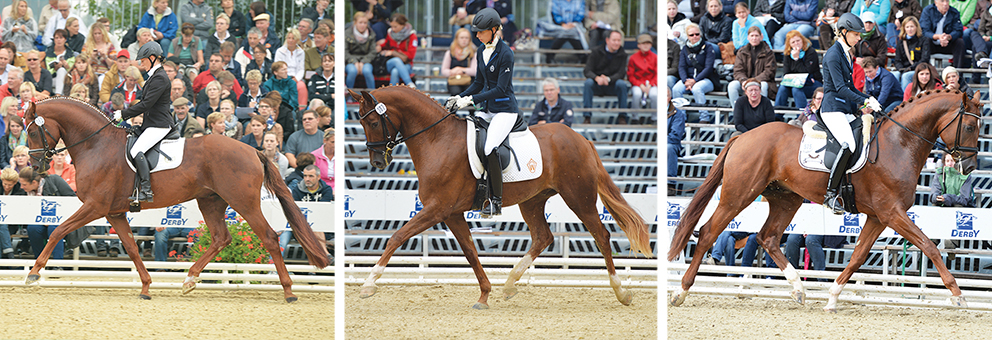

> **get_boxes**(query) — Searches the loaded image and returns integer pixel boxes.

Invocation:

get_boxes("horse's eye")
[371,121,379,128]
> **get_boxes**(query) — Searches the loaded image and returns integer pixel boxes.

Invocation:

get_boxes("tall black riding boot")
[131,152,154,202]
[480,152,503,217]
[823,145,852,215]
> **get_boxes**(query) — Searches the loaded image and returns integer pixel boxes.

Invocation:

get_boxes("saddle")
[470,115,527,171]
[804,113,876,214]
[125,125,181,171]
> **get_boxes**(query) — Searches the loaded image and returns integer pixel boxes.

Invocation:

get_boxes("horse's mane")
[35,95,111,122]
[888,88,969,115]
[376,85,468,121]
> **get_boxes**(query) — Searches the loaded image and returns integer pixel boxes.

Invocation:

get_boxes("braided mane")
[35,95,110,121]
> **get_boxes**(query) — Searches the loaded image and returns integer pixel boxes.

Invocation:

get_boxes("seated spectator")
[971,4,992,63]
[315,105,332,131]
[862,57,900,112]
[731,2,770,50]
[239,69,268,115]
[153,224,193,262]
[920,0,965,68]
[261,131,290,178]
[101,92,128,120]
[0,67,23,101]
[18,82,37,110]
[441,28,477,96]
[789,87,823,127]
[206,112,227,136]
[163,61,193,102]
[582,30,630,124]
[246,97,284,146]
[99,50,131,103]
[9,145,30,173]
[530,78,574,127]
[284,152,314,193]
[1,1,37,54]
[180,0,213,43]
[543,0,589,63]
[251,13,281,55]
[42,0,86,47]
[490,0,518,45]
[110,66,143,104]
[892,16,929,90]
[629,34,658,120]
[307,54,334,104]
[68,83,91,104]
[351,0,394,43]
[775,30,822,109]
[48,147,75,192]
[264,62,301,126]
[216,99,242,139]
[204,13,233,63]
[235,28,272,77]
[274,28,308,108]
[304,26,332,76]
[217,42,245,88]
[903,62,942,101]
[168,23,204,80]
[752,0,786,41]
[195,70,240,107]
[667,92,686,195]
[887,0,922,50]
[941,66,974,97]
[297,18,315,50]
[85,22,117,81]
[240,114,268,149]
[137,0,177,55]
[346,12,377,89]
[930,151,975,207]
[284,110,324,168]
[195,80,223,127]
[733,79,775,136]
[172,97,202,138]
[667,39,680,91]
[772,0,817,50]
[673,24,717,123]
[854,12,889,68]
[0,97,17,135]
[852,0,892,34]
[729,26,776,108]
[699,0,733,45]
[219,0,246,41]
[291,164,333,202]
[127,28,155,62]
[380,13,417,87]
[584,0,620,47]
[63,54,98,105]
[667,0,691,46]
[20,166,75,260]
[784,232,847,280]
[264,91,292,141]
[192,54,226,95]
[311,129,333,189]
[0,167,25,259]
[245,44,272,84]
[23,51,52,99]
[302,0,330,23]
[707,231,768,268]
[0,47,16,85]
[45,28,77,95]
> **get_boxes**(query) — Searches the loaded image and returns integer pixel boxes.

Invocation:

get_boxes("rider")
[113,41,173,203]
[445,8,523,217]
[820,13,882,214]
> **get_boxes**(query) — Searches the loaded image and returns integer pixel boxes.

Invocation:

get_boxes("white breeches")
[130,127,171,158]
[478,112,518,156]
[820,111,856,152]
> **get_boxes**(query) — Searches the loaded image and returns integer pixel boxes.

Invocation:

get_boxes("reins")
[24,105,116,167]
[868,96,979,165]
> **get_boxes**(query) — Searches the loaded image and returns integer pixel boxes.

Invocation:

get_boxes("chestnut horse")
[669,90,982,312]
[20,97,329,302]
[347,87,653,309]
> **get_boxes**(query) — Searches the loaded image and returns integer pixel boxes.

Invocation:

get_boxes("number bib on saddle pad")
[466,119,543,182]
[125,138,186,173]
[798,115,873,173]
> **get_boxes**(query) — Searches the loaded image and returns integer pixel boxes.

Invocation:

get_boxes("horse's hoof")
[503,287,518,300]
[791,290,806,305]
[823,307,837,313]
[182,281,197,295]
[25,274,40,285]
[670,289,687,306]
[949,296,968,308]
[286,296,298,303]
[618,290,634,306]
[471,302,489,310]
[139,294,151,300]
[359,285,378,299]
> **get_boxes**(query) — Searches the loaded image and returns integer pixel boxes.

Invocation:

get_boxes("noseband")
[359,93,455,160]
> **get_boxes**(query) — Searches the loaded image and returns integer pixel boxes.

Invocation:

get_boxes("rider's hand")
[113,110,123,121]
[864,97,882,112]
[445,95,461,111]
[455,95,474,110]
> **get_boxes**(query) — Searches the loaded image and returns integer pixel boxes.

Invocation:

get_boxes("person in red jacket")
[379,13,418,87]
[628,34,657,122]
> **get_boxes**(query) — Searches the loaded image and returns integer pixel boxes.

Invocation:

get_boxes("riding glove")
[445,95,461,111]
[113,110,123,121]
[455,95,475,110]
[864,97,882,112]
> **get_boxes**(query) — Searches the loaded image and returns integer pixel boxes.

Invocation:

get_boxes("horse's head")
[935,90,982,174]
[348,88,398,169]
[22,101,62,172]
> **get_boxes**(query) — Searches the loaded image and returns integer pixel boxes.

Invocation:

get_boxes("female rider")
[820,13,882,214]
[445,8,522,217]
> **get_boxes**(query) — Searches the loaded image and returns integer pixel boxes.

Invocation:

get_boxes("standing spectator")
[667,39,680,91]
[261,131,290,177]
[45,29,77,95]
[1,0,36,53]
[543,0,588,64]
[584,0,621,47]
[20,167,75,260]
[920,0,965,68]
[244,44,272,83]
[110,66,144,104]
[195,80,223,127]
[83,23,117,84]
[304,27,332,75]
[699,0,733,45]
[252,14,281,55]
[204,13,233,64]
[172,97,202,138]
[752,0,786,41]
[851,0,892,35]
[380,14,418,87]
[733,79,775,135]
[239,69,267,113]
[930,151,975,207]
[582,30,629,125]
[42,0,86,47]
[772,0,818,50]
[62,54,98,105]
[302,0,330,23]
[529,78,574,126]
[311,129,333,189]
[854,12,889,67]
[892,16,929,90]
[774,30,822,109]
[37,0,56,34]
[629,34,658,120]
[138,0,178,55]
[179,0,213,42]
[219,0,246,41]
[942,66,974,97]
[667,92,686,196]
[274,28,308,108]
[729,26,776,109]
[168,23,204,80]
[307,54,334,104]
[887,0,923,50]
[862,56,900,112]
[441,28,477,96]
[284,110,323,168]
[0,168,24,259]
[48,148,75,192]
[731,3,770,50]
[345,12,377,89]
[23,51,52,98]
[903,62,942,101]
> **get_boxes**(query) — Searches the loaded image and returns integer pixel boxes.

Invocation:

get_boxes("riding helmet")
[471,8,501,32]
[836,13,866,33]
[136,41,164,61]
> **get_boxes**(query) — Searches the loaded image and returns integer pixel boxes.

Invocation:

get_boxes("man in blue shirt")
[862,57,901,112]
[919,0,965,68]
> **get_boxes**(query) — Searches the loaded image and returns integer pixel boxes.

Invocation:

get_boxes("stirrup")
[480,197,502,218]
[823,191,844,215]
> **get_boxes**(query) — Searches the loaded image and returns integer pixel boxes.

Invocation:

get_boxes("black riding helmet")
[837,13,866,34]
[137,41,164,62]
[471,8,501,32]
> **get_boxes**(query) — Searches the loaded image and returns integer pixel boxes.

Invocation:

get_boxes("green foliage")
[185,217,274,265]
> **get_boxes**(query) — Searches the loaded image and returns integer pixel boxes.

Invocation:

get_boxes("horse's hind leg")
[183,196,232,295]
[503,194,555,301]
[239,206,298,302]
[755,192,805,304]
[106,214,153,299]
[444,215,491,309]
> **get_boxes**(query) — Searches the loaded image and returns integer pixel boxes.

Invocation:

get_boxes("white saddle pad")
[798,115,873,173]
[126,138,186,174]
[466,120,543,182]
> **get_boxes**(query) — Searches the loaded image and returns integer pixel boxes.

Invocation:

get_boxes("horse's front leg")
[824,216,885,312]
[359,205,446,299]
[25,205,104,284]
[106,213,153,299]
[444,215,491,309]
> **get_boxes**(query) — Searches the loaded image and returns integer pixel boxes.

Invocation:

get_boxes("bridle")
[359,93,454,161]
[871,99,980,165]
[24,113,115,168]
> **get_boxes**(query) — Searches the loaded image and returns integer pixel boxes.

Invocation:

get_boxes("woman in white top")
[274,28,307,110]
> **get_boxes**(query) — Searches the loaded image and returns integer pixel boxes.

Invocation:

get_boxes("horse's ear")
[347,89,361,102]
[971,90,981,106]
[360,91,375,105]
[25,101,35,119]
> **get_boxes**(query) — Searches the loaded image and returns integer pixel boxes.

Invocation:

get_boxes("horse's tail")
[257,151,330,269]
[594,142,653,258]
[666,136,736,261]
